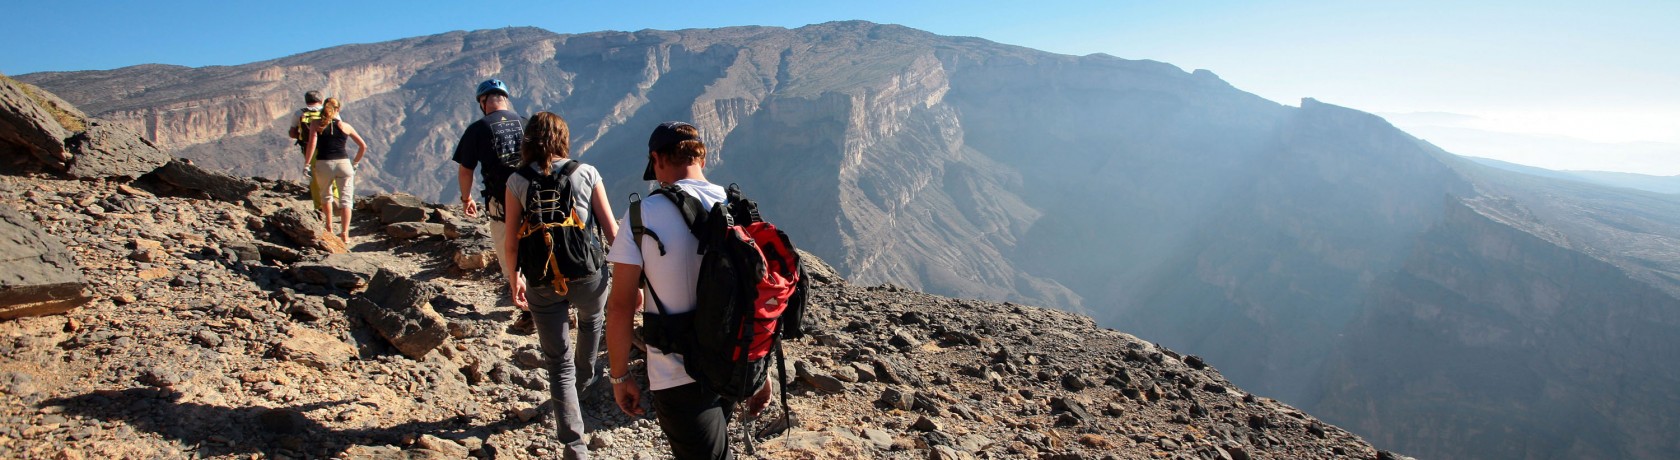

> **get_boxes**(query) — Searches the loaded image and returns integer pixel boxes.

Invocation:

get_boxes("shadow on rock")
[41,387,523,457]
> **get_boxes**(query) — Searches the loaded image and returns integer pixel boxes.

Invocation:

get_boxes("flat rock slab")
[145,159,259,203]
[386,222,446,240]
[350,269,448,359]
[0,203,89,319]
[273,326,356,370]
[290,253,379,290]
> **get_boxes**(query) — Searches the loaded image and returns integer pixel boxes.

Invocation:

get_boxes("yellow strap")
[519,209,584,296]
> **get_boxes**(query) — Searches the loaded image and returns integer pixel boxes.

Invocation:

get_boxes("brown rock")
[415,434,469,458]
[273,326,356,370]
[269,207,347,254]
[452,249,495,270]
[137,267,172,281]
[371,193,428,224]
[911,415,941,432]
[350,269,449,359]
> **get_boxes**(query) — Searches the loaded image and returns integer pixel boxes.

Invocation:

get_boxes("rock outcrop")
[1,75,74,171]
[2,75,167,179]
[0,203,89,319]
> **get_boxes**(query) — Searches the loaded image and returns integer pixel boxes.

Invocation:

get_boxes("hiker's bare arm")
[502,189,525,308]
[457,165,478,217]
[342,122,368,165]
[606,262,645,417]
[302,129,318,163]
[591,183,618,246]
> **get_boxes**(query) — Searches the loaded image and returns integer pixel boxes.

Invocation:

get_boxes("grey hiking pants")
[526,269,610,460]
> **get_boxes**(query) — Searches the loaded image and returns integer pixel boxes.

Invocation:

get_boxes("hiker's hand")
[614,379,644,417]
[745,379,773,418]
[462,198,479,218]
[510,279,529,311]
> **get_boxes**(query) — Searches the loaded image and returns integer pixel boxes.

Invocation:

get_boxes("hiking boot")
[510,311,536,335]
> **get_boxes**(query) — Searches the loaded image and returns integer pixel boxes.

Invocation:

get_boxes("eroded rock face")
[0,76,73,170]
[349,269,448,359]
[64,120,169,180]
[0,204,89,319]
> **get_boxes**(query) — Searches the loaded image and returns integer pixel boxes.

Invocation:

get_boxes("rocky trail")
[1,75,1401,459]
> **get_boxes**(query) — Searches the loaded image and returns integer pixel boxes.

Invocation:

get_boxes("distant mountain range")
[21,21,1680,459]
[1468,156,1680,194]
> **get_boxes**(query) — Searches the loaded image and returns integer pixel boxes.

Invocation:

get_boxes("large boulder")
[64,120,170,180]
[370,193,427,224]
[349,269,449,359]
[0,204,90,320]
[448,234,497,271]
[144,159,260,203]
[268,207,348,254]
[0,76,73,171]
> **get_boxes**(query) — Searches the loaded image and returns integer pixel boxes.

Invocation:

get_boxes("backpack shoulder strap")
[557,159,582,177]
[726,183,762,224]
[514,165,540,181]
[649,184,707,232]
[628,193,667,256]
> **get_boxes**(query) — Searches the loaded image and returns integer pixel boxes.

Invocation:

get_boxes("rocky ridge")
[0,82,1398,459]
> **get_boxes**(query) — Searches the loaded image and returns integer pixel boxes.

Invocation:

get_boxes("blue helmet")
[476,79,510,99]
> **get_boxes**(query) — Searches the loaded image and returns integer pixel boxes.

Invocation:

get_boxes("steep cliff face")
[1316,196,1680,460]
[1114,100,1477,403]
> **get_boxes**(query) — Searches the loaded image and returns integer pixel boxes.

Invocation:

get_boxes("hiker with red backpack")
[501,112,616,459]
[605,122,806,459]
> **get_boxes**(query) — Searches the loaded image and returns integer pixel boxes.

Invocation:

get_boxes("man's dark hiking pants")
[652,382,736,460]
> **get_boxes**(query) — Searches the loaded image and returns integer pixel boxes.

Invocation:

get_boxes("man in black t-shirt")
[453,78,534,332]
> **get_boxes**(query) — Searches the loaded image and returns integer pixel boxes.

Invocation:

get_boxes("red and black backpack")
[630,183,808,404]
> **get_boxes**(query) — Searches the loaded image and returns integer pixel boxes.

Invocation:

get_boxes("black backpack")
[514,160,604,294]
[630,183,808,405]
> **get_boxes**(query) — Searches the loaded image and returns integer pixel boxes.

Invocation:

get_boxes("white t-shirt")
[606,179,726,391]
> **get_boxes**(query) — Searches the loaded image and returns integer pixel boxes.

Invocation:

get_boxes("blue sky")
[4,0,1677,174]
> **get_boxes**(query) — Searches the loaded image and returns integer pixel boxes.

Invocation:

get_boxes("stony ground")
[0,171,1398,459]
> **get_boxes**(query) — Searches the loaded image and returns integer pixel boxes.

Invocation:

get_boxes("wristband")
[609,371,632,385]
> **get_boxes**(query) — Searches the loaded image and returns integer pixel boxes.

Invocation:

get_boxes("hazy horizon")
[4,0,1674,175]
